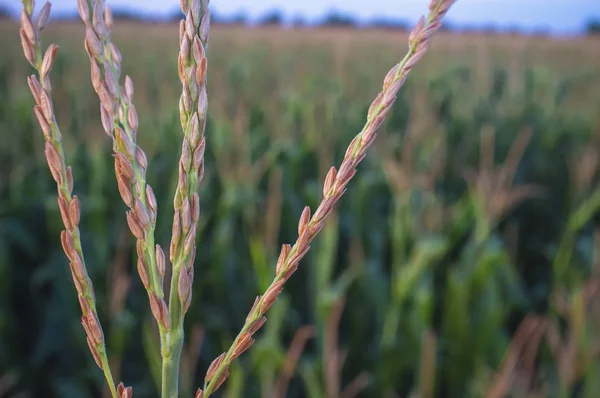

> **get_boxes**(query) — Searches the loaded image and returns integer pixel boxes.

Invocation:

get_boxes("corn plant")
[16,0,457,396]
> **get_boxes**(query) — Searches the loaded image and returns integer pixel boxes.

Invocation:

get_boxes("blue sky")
[3,0,600,34]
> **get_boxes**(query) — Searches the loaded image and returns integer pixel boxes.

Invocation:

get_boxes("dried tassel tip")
[197,86,208,117]
[69,195,81,226]
[85,27,102,58]
[146,185,158,217]
[156,245,166,277]
[192,36,204,64]
[181,137,192,171]
[195,57,207,86]
[183,224,197,256]
[57,197,73,230]
[136,257,151,290]
[323,167,337,197]
[409,16,426,46]
[71,254,87,281]
[247,316,266,335]
[206,353,225,382]
[78,294,91,315]
[104,5,114,30]
[27,75,42,104]
[77,0,90,23]
[66,166,74,194]
[39,89,54,122]
[298,206,311,236]
[246,296,261,321]
[115,153,134,180]
[44,142,62,177]
[212,367,230,393]
[149,293,170,330]
[86,336,103,368]
[40,43,59,78]
[115,127,135,159]
[117,382,133,398]
[170,210,182,260]
[193,139,205,170]
[36,2,52,31]
[128,106,139,134]
[134,198,150,228]
[116,173,133,205]
[60,230,76,260]
[178,266,192,304]
[276,244,291,275]
[231,332,254,360]
[191,193,200,223]
[21,10,37,44]
[126,211,145,240]
[199,9,211,44]
[33,106,51,139]
[86,313,104,342]
[260,279,285,314]
[191,0,201,24]
[20,28,36,65]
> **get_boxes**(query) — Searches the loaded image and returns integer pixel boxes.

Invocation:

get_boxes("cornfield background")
[1,19,600,398]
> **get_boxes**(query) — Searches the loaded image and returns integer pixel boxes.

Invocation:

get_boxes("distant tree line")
[170,9,600,36]
[0,6,10,20]
[1,5,599,36]
[588,19,600,35]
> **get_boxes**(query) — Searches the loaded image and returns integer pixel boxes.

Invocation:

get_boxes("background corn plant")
[1,20,600,398]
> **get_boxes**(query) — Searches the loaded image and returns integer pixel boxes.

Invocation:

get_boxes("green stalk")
[201,1,457,395]
[77,3,171,387]
[163,1,211,396]
[161,320,185,398]
[19,1,117,396]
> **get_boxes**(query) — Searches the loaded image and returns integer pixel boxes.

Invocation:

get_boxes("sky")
[2,0,600,34]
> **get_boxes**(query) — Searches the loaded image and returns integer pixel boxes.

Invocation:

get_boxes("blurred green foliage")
[1,22,600,398]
